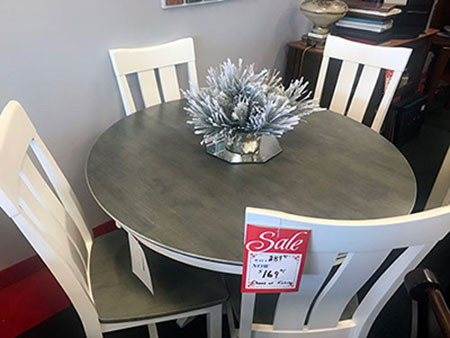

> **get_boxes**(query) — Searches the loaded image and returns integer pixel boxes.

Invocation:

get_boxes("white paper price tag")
[245,252,302,291]
[128,233,154,295]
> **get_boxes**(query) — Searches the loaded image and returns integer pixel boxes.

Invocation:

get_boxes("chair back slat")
[240,206,450,338]
[138,70,162,107]
[426,146,450,210]
[329,61,359,115]
[272,252,338,331]
[21,155,89,265]
[187,61,199,91]
[239,293,257,338]
[30,135,93,248]
[117,75,137,115]
[109,37,197,115]
[18,178,89,292]
[314,35,412,133]
[159,65,181,102]
[313,56,330,104]
[346,65,381,123]
[307,250,389,330]
[371,70,403,133]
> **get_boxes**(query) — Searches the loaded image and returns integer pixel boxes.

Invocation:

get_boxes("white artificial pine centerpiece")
[184,59,318,146]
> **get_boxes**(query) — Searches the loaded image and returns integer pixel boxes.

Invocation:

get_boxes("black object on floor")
[392,94,428,147]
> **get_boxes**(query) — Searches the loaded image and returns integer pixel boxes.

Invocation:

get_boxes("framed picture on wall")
[162,0,229,9]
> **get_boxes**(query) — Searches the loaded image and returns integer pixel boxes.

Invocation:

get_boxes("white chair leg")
[148,323,159,338]
[80,314,103,338]
[239,293,256,338]
[207,304,222,338]
[176,316,195,328]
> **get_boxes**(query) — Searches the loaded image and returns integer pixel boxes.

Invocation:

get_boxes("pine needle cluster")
[184,59,318,145]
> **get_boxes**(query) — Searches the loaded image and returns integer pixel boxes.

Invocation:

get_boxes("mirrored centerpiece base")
[205,135,282,164]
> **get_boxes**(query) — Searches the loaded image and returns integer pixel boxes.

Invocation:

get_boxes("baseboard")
[0,255,44,290]
[0,268,71,338]
[92,219,117,238]
[0,219,117,338]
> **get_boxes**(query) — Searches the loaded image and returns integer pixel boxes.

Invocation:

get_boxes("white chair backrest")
[314,35,412,133]
[239,206,450,338]
[0,101,101,336]
[109,37,198,116]
[426,146,450,210]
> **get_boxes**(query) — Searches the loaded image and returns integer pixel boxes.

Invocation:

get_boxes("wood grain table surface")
[86,99,416,267]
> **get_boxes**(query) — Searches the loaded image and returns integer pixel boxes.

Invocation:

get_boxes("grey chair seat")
[90,230,229,324]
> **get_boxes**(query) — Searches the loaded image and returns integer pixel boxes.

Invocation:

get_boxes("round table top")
[86,100,416,266]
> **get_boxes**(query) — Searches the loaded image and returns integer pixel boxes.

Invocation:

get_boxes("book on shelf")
[347,7,402,17]
[344,0,397,12]
[340,17,392,26]
[336,19,393,33]
[331,26,394,44]
[345,10,401,21]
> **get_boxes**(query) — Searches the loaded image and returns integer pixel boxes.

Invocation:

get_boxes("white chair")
[0,101,227,338]
[314,35,412,133]
[109,37,198,115]
[426,146,450,210]
[238,206,450,338]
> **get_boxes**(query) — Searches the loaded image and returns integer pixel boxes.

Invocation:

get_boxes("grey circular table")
[86,99,416,274]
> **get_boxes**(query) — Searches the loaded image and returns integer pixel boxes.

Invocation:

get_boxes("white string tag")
[128,233,154,295]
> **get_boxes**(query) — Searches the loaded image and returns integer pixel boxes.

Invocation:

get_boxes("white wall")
[0,0,311,270]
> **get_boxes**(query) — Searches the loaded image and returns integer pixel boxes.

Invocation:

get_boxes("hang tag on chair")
[241,224,311,293]
[128,233,154,295]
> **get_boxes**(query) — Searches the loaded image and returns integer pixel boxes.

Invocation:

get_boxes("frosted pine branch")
[183,59,319,144]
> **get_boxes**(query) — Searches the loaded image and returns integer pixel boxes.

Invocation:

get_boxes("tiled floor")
[19,88,450,338]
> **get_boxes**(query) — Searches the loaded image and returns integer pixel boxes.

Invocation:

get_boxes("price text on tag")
[241,224,311,293]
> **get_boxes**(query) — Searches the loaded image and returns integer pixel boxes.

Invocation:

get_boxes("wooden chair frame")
[238,206,450,338]
[314,35,412,133]
[109,37,198,115]
[0,101,222,338]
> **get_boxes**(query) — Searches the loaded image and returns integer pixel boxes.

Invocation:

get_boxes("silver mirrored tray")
[205,135,282,164]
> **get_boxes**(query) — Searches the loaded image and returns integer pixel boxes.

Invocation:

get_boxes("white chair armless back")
[0,101,101,336]
[426,146,450,209]
[314,35,412,133]
[239,206,450,338]
[109,37,198,115]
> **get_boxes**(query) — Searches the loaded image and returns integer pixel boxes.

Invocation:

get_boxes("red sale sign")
[241,224,311,293]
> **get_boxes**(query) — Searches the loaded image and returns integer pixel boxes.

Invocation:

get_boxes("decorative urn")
[300,0,348,47]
